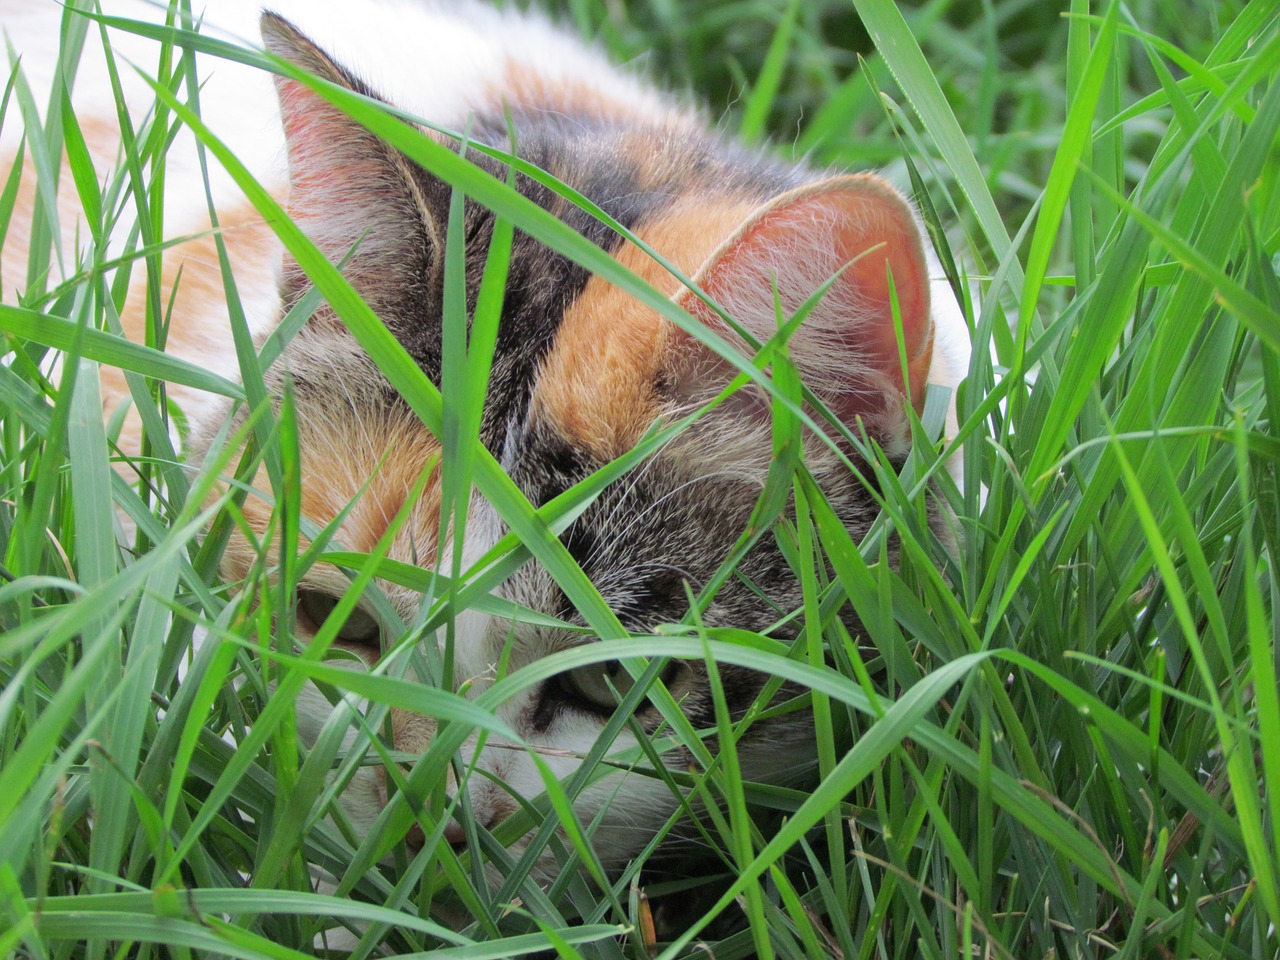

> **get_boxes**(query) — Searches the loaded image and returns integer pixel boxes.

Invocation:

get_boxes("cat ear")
[260,12,445,309]
[672,174,933,445]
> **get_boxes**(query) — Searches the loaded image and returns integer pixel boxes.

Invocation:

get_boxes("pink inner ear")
[820,187,932,385]
[679,176,934,423]
[275,76,381,220]
[269,67,429,292]
[276,76,331,170]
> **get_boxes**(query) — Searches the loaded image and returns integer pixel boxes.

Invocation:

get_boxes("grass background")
[2,0,1279,958]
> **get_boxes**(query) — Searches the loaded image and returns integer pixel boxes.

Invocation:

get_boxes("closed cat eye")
[297,589,381,649]
[558,660,636,711]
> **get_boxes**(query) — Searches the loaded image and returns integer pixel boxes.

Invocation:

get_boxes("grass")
[2,0,1279,957]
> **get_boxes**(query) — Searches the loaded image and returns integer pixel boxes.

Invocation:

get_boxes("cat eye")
[559,661,636,711]
[297,589,381,649]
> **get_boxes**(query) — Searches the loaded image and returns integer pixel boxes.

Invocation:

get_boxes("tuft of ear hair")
[672,175,933,449]
[260,11,445,309]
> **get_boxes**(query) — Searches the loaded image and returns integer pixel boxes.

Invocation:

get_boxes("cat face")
[202,11,939,881]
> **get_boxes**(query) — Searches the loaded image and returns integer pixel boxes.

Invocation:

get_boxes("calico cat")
[3,0,967,884]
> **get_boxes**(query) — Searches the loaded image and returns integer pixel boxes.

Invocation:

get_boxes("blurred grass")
[2,0,1279,958]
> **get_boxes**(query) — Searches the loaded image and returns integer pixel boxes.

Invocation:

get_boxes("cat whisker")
[588,467,757,573]
[585,435,680,558]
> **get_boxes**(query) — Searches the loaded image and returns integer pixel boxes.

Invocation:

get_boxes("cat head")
[213,11,937,881]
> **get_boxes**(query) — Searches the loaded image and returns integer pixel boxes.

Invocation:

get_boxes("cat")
[2,0,968,887]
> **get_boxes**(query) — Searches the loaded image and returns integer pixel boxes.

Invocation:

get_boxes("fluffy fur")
[2,0,969,883]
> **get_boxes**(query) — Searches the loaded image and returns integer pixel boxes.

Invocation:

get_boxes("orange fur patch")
[116,200,278,348]
[0,150,95,300]
[224,413,442,600]
[0,147,282,459]
[104,197,280,458]
[534,196,757,460]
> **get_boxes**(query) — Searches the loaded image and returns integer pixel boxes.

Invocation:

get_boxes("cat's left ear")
[261,12,447,310]
[672,174,933,448]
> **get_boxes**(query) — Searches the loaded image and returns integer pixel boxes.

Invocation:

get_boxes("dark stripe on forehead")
[391,119,682,451]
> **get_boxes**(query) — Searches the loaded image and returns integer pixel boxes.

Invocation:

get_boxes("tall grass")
[2,1,1278,958]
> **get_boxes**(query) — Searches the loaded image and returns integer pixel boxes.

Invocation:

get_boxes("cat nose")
[443,819,467,847]
[403,818,468,853]
[404,822,426,853]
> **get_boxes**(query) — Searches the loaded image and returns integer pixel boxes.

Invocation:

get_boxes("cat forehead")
[531,195,758,460]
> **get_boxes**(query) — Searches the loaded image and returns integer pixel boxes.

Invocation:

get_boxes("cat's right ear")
[260,12,446,311]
